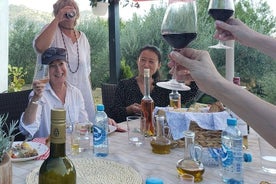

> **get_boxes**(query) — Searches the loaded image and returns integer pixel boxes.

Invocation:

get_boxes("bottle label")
[93,125,107,145]
[221,143,234,167]
[51,123,66,144]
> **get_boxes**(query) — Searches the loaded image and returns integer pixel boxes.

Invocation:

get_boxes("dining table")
[12,122,276,184]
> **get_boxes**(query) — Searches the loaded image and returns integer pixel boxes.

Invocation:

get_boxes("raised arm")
[22,80,45,124]
[169,49,276,148]
[34,6,73,53]
[214,18,276,59]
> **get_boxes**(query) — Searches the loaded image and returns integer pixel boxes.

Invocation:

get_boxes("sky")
[8,0,276,18]
[264,0,276,15]
[256,0,276,16]
[8,0,161,20]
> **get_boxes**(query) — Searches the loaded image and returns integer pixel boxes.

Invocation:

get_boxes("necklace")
[60,29,80,73]
[59,24,74,30]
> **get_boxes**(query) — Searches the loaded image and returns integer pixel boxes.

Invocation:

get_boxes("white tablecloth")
[12,124,276,184]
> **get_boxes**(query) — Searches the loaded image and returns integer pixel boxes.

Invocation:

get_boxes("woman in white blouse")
[20,47,88,138]
[33,0,95,122]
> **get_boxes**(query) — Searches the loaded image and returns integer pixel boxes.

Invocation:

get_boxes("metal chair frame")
[101,83,117,117]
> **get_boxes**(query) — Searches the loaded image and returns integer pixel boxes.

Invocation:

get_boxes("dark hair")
[138,45,162,83]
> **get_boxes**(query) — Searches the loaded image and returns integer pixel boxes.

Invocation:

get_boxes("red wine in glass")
[208,0,235,49]
[157,0,197,91]
[162,33,197,49]
[208,9,234,21]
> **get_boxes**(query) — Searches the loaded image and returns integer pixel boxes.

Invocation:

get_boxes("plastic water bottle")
[221,118,243,184]
[93,104,109,157]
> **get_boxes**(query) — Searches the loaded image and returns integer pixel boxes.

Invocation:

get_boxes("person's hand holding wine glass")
[208,0,235,49]
[168,54,194,85]
[157,0,197,91]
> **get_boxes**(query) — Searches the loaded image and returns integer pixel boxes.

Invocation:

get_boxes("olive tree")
[8,1,276,103]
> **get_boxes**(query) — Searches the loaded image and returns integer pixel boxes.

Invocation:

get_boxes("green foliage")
[235,0,276,35]
[120,6,169,80]
[7,1,276,103]
[9,5,51,85]
[231,0,276,91]
[78,16,109,88]
[9,17,41,84]
[258,72,276,104]
[120,59,133,79]
[8,64,27,92]
[0,114,19,163]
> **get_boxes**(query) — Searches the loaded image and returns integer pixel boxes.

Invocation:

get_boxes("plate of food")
[9,141,49,162]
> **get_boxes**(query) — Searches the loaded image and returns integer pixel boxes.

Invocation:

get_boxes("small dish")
[10,141,49,162]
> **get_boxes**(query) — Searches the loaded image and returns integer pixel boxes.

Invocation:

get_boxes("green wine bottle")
[39,109,76,184]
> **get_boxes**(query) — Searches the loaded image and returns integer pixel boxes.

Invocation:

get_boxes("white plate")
[108,125,116,134]
[10,141,49,162]
[156,81,191,91]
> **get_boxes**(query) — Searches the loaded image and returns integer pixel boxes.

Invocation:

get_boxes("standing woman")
[33,0,95,121]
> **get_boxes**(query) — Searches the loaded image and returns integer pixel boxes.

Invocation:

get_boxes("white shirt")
[33,25,96,122]
[19,82,89,138]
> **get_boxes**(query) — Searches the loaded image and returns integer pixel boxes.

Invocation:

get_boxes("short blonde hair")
[53,0,80,20]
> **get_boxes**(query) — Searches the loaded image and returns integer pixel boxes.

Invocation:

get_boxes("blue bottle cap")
[145,177,164,184]
[227,118,237,126]
[243,153,252,162]
[96,104,105,111]
[226,178,243,184]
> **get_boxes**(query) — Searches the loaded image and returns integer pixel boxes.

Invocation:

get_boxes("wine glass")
[208,0,235,49]
[32,63,49,105]
[157,0,197,91]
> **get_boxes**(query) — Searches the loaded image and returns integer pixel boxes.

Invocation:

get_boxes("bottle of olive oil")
[39,109,76,184]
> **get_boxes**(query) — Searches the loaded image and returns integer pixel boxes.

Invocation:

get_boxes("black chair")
[0,89,32,141]
[101,83,117,117]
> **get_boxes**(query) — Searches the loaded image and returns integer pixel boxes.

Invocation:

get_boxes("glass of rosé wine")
[32,63,49,105]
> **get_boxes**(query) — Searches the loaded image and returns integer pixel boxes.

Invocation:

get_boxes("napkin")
[154,107,230,140]
[32,137,49,160]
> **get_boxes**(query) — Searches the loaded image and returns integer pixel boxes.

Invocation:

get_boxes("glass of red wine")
[208,0,235,49]
[158,0,197,91]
